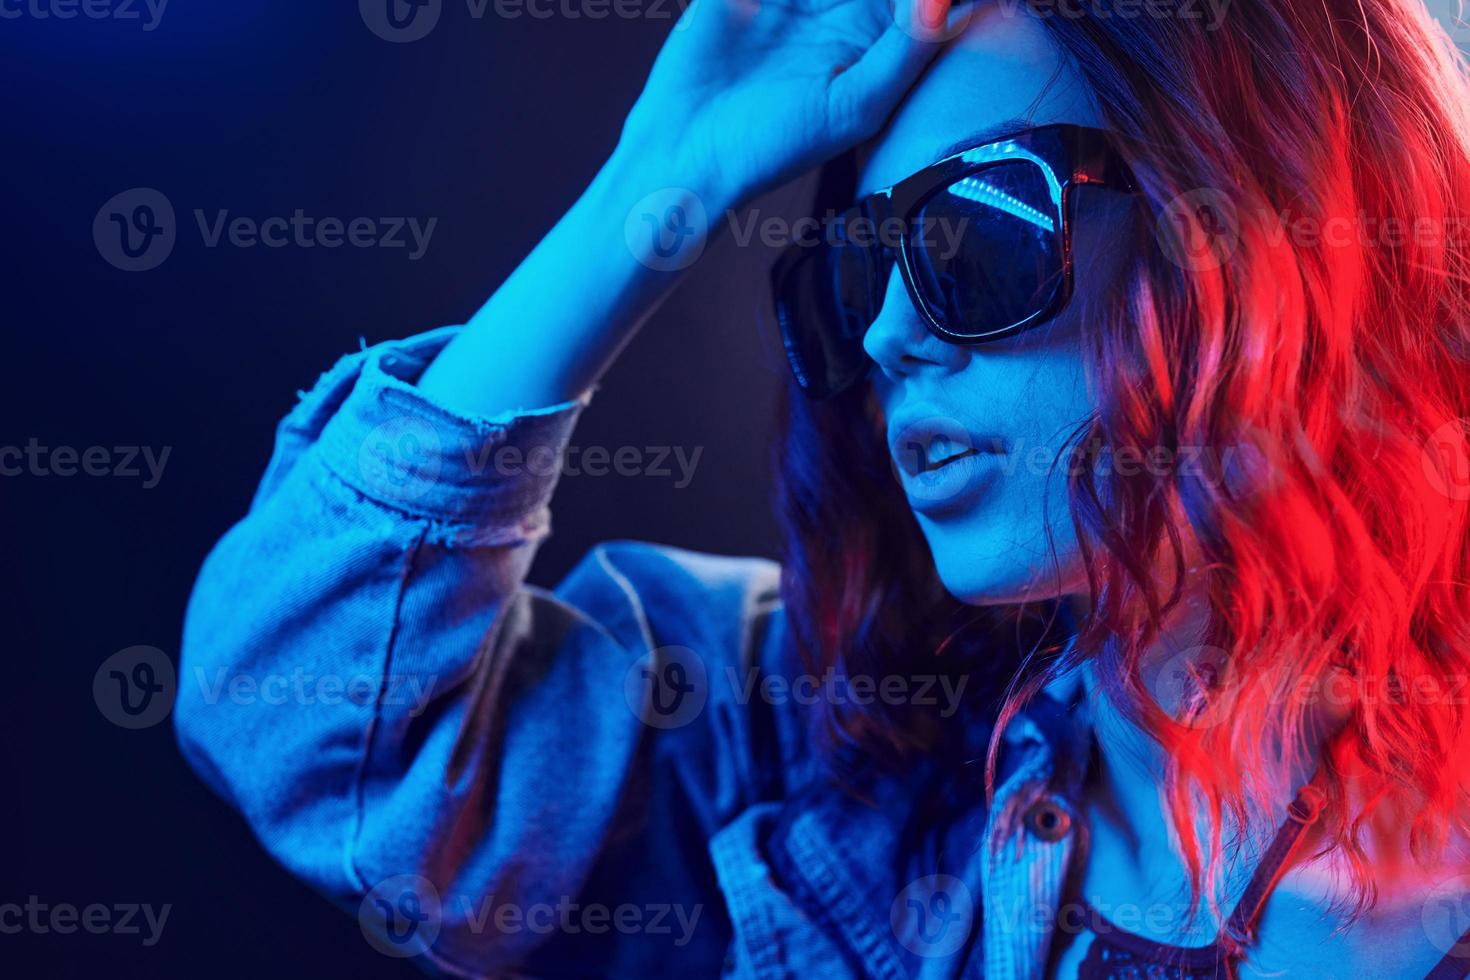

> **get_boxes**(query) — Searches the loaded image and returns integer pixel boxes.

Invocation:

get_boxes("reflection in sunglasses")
[944,177,1055,234]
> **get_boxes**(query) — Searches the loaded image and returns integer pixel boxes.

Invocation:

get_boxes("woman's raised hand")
[620,0,956,211]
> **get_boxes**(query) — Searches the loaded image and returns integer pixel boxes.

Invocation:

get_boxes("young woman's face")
[859,6,1127,605]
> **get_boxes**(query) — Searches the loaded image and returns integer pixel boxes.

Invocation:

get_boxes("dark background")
[8,3,1468,978]
[1,3,805,975]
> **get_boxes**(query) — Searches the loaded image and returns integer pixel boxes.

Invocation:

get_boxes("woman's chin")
[924,530,1087,607]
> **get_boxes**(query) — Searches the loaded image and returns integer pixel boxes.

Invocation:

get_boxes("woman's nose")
[861,264,963,384]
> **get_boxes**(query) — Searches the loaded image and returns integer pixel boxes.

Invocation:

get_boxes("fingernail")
[921,0,946,31]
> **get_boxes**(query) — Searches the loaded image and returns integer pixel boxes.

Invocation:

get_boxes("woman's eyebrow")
[933,117,1035,161]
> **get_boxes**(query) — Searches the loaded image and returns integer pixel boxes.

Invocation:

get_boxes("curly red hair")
[776,0,1470,918]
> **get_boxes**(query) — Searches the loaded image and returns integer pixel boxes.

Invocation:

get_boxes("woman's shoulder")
[542,541,809,799]
[566,539,781,595]
[543,539,786,671]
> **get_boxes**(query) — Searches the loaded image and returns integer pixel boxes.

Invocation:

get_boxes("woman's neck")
[1072,588,1468,907]
[1074,587,1331,919]
[1062,587,1470,972]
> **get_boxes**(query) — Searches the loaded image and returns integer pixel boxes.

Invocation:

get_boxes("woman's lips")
[898,451,1003,517]
[888,412,1006,517]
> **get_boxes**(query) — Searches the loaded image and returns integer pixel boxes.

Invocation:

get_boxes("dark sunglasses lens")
[909,160,1065,339]
[775,239,880,397]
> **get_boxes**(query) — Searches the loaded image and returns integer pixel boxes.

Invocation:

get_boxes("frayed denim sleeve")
[175,326,782,977]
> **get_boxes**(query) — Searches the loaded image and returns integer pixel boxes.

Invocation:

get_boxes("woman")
[176,0,1470,975]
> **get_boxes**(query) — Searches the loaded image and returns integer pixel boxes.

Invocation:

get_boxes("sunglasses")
[771,124,1137,398]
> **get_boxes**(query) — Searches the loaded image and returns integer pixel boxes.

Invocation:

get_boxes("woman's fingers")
[826,0,954,144]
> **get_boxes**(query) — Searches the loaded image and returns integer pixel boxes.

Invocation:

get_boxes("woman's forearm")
[417,144,721,419]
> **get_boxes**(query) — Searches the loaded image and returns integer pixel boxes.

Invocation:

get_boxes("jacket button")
[1024,797,1072,842]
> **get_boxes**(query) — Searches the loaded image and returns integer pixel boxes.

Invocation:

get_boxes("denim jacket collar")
[763,662,1094,980]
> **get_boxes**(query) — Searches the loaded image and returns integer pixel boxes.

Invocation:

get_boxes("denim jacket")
[175,326,1093,980]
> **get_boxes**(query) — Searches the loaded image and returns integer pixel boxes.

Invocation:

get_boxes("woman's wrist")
[417,143,729,418]
[595,162,719,279]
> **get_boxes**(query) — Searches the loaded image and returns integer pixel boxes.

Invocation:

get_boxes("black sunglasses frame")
[772,123,1137,397]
